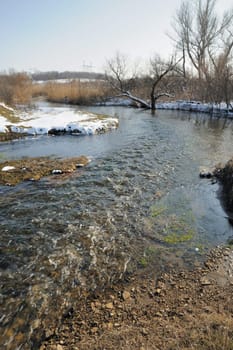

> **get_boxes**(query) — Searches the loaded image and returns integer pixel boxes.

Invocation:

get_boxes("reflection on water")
[0,106,233,349]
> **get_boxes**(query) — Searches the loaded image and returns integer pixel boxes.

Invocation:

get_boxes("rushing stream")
[0,105,233,349]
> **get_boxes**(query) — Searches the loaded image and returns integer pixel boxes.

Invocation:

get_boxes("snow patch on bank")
[97,97,136,107]
[156,100,233,117]
[0,102,15,112]
[0,104,118,136]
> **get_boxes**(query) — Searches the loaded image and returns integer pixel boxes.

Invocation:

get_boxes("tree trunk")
[121,92,151,109]
[151,94,156,111]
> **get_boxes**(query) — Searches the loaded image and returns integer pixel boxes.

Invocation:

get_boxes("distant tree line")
[31,71,105,81]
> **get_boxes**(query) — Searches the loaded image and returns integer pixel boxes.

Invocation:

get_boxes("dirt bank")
[39,246,233,350]
[215,157,233,216]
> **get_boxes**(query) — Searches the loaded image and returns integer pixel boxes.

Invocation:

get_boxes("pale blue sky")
[0,0,232,72]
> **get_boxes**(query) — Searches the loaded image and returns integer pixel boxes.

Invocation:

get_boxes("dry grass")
[0,104,22,123]
[0,132,26,142]
[32,80,109,105]
[0,73,32,105]
[0,156,89,185]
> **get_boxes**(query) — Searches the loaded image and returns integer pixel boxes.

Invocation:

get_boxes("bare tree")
[149,55,182,110]
[106,53,151,109]
[206,46,233,106]
[172,0,233,80]
[106,53,180,111]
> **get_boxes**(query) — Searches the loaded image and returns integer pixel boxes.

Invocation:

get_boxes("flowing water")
[0,105,233,349]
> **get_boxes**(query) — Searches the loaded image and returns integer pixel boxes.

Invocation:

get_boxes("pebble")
[141,328,148,336]
[106,322,113,330]
[57,345,64,350]
[114,323,121,327]
[105,302,114,310]
[91,327,99,334]
[122,290,131,301]
[200,277,212,285]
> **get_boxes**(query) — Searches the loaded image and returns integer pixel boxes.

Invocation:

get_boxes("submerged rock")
[48,128,66,135]
[51,169,63,175]
[199,167,214,178]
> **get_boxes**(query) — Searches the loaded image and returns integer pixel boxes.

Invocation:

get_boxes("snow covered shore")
[0,103,118,136]
[99,98,233,117]
[156,100,233,117]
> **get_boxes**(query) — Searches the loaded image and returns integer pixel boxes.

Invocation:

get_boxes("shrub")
[0,73,32,105]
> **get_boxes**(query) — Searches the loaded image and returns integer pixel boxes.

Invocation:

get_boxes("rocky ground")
[39,246,233,350]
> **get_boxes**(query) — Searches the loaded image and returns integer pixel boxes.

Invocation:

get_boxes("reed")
[32,80,109,105]
[0,73,32,105]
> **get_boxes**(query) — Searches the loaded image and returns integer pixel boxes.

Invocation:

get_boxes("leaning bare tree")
[106,52,151,109]
[106,52,180,111]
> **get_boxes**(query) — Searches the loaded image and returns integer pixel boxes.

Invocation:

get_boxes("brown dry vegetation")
[32,80,109,105]
[0,156,89,185]
[0,132,26,142]
[0,73,32,105]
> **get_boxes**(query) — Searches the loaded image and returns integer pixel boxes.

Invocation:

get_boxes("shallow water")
[0,105,233,349]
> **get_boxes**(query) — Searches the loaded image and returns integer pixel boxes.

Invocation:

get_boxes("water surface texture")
[0,106,233,349]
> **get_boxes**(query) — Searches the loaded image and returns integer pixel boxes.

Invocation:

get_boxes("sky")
[0,0,232,73]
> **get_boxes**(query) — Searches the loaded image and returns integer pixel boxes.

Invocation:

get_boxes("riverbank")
[215,157,233,215]
[156,100,233,117]
[39,246,233,350]
[0,102,118,138]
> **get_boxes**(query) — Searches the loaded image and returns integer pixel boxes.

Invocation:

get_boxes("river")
[0,105,233,349]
